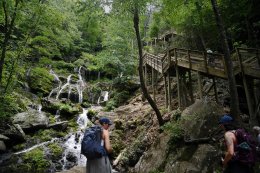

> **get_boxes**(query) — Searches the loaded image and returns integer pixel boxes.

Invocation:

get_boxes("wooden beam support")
[152,68,156,102]
[167,72,172,111]
[237,48,256,127]
[197,72,203,99]
[188,71,194,103]
[213,77,219,103]
[164,75,168,109]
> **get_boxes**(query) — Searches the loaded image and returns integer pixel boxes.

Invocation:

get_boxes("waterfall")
[77,66,85,103]
[76,108,89,130]
[37,104,42,112]
[61,108,89,170]
[48,69,62,99]
[49,67,85,103]
[97,91,109,105]
[103,91,109,102]
[56,75,72,100]
[55,110,61,122]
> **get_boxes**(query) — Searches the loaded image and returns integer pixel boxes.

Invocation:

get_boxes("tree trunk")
[210,0,240,120]
[133,5,164,126]
[0,0,20,86]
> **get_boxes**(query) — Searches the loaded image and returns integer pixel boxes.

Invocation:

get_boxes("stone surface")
[0,141,6,151]
[12,109,49,132]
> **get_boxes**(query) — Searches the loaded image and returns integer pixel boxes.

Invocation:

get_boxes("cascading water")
[77,66,84,103]
[48,67,85,103]
[97,91,109,105]
[48,69,62,99]
[60,108,89,170]
[56,74,73,100]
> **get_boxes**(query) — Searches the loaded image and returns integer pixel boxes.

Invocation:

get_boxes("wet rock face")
[63,151,77,169]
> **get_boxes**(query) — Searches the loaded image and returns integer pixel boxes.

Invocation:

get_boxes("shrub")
[0,94,26,120]
[23,148,50,172]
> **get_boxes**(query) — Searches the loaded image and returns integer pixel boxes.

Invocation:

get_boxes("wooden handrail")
[143,47,260,79]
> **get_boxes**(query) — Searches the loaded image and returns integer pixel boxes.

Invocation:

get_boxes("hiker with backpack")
[219,114,256,173]
[81,117,113,173]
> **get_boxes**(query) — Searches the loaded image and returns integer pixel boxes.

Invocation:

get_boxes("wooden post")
[152,68,156,102]
[144,65,147,87]
[167,72,172,111]
[237,48,256,127]
[164,75,168,109]
[187,50,194,103]
[213,77,218,103]
[176,66,181,108]
[257,49,260,67]
[222,55,227,78]
[174,48,181,107]
[197,72,203,99]
[203,52,208,73]
[181,72,187,108]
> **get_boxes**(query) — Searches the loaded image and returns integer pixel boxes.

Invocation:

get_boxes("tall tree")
[210,0,240,119]
[112,0,164,126]
[0,0,22,87]
[133,2,164,126]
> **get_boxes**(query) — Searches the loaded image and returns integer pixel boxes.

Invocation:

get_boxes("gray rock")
[3,124,26,145]
[0,141,6,151]
[48,121,68,130]
[181,99,223,140]
[12,109,49,132]
[0,134,9,141]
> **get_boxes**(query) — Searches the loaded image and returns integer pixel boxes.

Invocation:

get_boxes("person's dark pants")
[224,161,254,173]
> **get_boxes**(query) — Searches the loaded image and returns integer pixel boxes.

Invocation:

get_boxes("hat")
[219,114,233,124]
[99,117,112,125]
[253,126,260,132]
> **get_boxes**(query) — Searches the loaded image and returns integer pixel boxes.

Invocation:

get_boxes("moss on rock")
[29,67,54,96]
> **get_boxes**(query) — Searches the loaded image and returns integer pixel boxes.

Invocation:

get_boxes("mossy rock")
[48,143,64,160]
[42,100,81,117]
[22,147,50,172]
[28,67,54,96]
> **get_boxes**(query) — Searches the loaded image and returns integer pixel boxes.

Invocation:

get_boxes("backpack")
[233,128,257,165]
[81,125,107,160]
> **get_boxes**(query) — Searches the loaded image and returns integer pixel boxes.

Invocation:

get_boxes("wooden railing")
[143,47,260,79]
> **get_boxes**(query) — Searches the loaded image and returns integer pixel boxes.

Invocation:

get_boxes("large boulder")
[134,133,170,173]
[1,124,26,147]
[165,144,219,173]
[12,109,49,132]
[181,99,224,140]
[132,99,224,173]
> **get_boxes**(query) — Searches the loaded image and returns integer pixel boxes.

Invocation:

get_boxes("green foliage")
[87,109,97,119]
[33,129,66,142]
[0,93,26,120]
[68,118,78,131]
[48,143,64,159]
[28,67,53,96]
[111,129,126,157]
[22,148,50,172]
[162,121,184,148]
